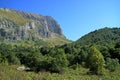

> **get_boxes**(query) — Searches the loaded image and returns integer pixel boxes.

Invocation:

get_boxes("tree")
[21,52,44,72]
[110,41,120,62]
[7,52,20,65]
[86,46,105,75]
[106,58,119,72]
[40,47,50,55]
[49,49,68,73]
[0,54,8,65]
[115,41,120,48]
[96,45,111,60]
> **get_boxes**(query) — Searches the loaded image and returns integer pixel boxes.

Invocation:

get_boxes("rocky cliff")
[0,8,64,42]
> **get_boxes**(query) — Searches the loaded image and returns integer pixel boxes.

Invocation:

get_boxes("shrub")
[49,49,68,73]
[86,46,105,75]
[106,58,119,72]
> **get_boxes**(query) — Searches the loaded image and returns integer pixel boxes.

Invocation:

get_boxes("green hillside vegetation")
[76,27,120,46]
[0,27,120,80]
[0,9,31,25]
[1,64,120,80]
[43,34,72,46]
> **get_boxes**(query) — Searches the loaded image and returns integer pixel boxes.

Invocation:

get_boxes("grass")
[43,34,72,46]
[0,9,31,26]
[0,64,120,80]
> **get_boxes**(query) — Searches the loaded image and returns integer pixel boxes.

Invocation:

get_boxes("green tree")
[96,45,110,59]
[40,47,50,55]
[21,52,44,72]
[0,55,8,65]
[110,48,120,62]
[49,49,68,73]
[110,41,120,62]
[106,58,119,72]
[7,53,20,65]
[86,46,105,75]
[115,41,120,48]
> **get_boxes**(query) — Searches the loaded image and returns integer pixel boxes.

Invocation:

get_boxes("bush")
[86,46,105,75]
[106,58,119,72]
[49,49,68,73]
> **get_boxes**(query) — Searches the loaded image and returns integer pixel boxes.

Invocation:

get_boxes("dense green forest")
[76,27,120,45]
[0,27,120,80]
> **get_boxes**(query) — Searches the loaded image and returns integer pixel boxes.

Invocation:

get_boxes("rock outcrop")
[0,8,64,41]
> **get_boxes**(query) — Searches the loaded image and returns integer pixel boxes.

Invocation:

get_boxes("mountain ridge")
[76,27,120,46]
[0,8,71,45]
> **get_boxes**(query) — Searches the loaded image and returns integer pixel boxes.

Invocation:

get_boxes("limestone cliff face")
[0,8,64,41]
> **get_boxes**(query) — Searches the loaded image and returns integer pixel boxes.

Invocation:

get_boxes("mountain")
[0,8,71,45]
[76,27,120,46]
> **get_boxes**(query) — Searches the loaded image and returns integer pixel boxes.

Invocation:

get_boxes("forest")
[0,27,120,80]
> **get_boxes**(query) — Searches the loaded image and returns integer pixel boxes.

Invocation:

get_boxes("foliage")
[106,58,119,72]
[86,46,105,75]
[1,8,120,79]
[48,49,69,73]
[7,52,20,65]
[76,27,120,46]
[96,45,111,60]
[0,64,120,80]
[0,27,120,77]
[40,46,51,55]
[110,41,120,62]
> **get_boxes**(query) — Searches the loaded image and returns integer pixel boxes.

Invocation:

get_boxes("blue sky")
[0,0,120,41]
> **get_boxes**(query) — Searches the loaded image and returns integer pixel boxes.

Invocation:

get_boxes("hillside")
[1,8,120,79]
[0,8,71,46]
[0,25,120,79]
[76,27,120,46]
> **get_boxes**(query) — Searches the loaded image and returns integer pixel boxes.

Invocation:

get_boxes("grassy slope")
[0,9,31,26]
[0,64,120,80]
[43,34,72,46]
